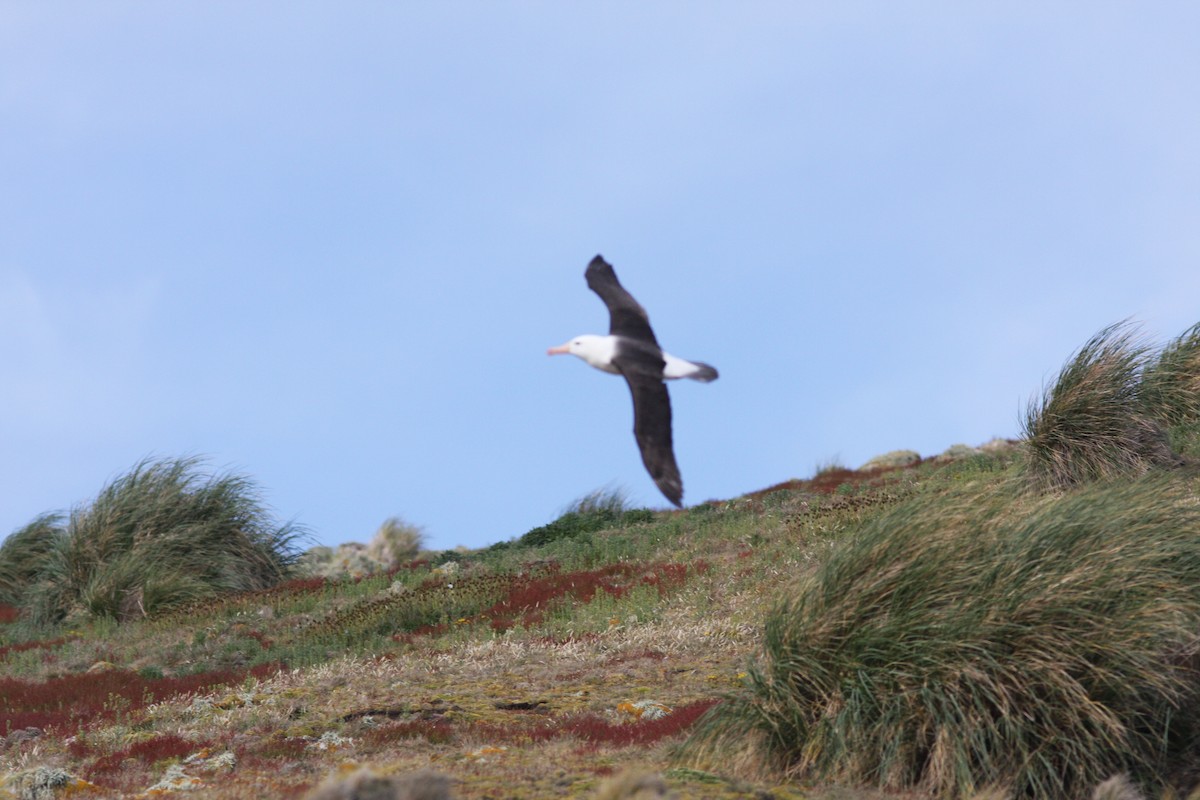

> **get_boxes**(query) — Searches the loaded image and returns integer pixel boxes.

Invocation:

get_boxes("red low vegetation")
[0,636,71,662]
[391,622,451,645]
[746,459,924,503]
[363,718,456,746]
[484,561,705,633]
[350,699,719,753]
[475,699,720,748]
[485,563,635,631]
[532,700,719,747]
[82,733,204,778]
[272,576,332,594]
[0,662,283,735]
[383,560,707,642]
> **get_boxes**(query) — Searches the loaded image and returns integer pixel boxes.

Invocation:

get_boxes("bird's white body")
[548,334,715,382]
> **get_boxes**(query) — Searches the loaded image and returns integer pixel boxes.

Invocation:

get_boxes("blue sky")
[3,4,1198,551]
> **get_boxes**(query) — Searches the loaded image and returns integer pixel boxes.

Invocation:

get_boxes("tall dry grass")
[367,516,425,569]
[0,513,62,606]
[1021,321,1182,490]
[0,457,306,625]
[683,476,1200,798]
[1141,322,1200,429]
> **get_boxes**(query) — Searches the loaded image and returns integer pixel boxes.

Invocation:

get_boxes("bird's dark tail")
[688,362,719,383]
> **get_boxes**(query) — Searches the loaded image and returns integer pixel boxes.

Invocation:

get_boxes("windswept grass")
[0,457,306,626]
[0,513,62,607]
[683,475,1200,799]
[1022,322,1182,490]
[1142,322,1200,429]
[0,515,61,609]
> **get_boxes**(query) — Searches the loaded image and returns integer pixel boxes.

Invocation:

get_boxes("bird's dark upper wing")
[585,255,661,346]
[619,368,683,507]
[586,254,681,506]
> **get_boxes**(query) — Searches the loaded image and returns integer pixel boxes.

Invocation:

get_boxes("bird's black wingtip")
[657,481,683,508]
[585,255,619,288]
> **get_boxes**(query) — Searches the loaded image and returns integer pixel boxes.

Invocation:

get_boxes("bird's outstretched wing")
[620,369,683,507]
[585,254,682,506]
[585,255,661,346]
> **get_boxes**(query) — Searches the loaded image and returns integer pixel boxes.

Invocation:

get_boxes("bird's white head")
[546,334,619,373]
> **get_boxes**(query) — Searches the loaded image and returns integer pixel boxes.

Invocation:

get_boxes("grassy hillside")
[2,320,1200,800]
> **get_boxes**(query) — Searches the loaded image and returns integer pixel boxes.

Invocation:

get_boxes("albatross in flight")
[548,255,718,507]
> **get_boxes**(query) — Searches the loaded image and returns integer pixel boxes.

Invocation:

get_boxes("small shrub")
[519,489,651,548]
[367,517,425,569]
[4,767,82,800]
[520,513,614,548]
[684,477,1200,798]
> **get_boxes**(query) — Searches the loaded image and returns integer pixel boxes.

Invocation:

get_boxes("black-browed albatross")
[548,255,718,507]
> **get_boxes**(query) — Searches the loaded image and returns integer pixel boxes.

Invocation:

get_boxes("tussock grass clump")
[1023,319,1200,489]
[1022,322,1179,490]
[0,457,305,625]
[367,516,425,569]
[0,513,62,607]
[1141,322,1200,427]
[684,476,1200,798]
